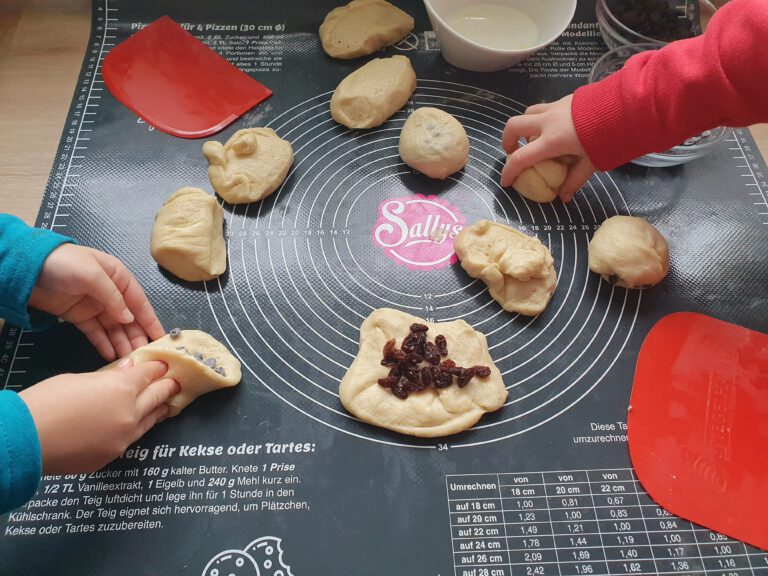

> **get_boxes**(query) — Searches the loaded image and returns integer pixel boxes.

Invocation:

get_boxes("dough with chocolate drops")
[454,220,557,316]
[399,107,469,179]
[588,215,669,288]
[340,308,507,437]
[330,55,416,129]
[512,157,569,203]
[104,329,242,417]
[150,187,226,282]
[203,128,293,204]
[319,0,414,59]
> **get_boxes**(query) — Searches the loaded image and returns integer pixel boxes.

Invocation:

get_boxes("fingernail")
[117,357,134,369]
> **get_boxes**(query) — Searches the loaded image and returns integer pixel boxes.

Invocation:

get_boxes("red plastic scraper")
[103,16,271,138]
[629,312,768,550]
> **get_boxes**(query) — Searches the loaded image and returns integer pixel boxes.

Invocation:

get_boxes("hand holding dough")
[454,220,557,316]
[105,329,242,416]
[588,215,669,288]
[203,128,293,204]
[340,309,507,437]
[331,55,416,129]
[150,187,226,282]
[319,0,414,59]
[399,107,469,179]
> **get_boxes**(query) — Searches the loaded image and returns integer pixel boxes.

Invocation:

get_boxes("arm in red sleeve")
[572,0,768,171]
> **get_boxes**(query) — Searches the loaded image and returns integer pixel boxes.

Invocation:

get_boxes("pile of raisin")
[606,0,697,42]
[377,323,491,400]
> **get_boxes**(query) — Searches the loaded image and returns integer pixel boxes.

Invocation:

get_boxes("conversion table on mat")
[447,468,768,576]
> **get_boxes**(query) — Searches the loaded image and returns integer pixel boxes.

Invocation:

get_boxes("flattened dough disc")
[629,312,768,550]
[103,16,271,138]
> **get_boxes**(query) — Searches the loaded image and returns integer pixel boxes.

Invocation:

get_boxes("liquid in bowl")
[446,4,539,51]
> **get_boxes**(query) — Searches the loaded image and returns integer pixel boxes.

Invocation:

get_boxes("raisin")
[434,371,453,389]
[402,365,420,383]
[383,339,396,356]
[606,274,619,285]
[410,323,429,332]
[421,366,434,388]
[435,335,448,356]
[388,366,402,378]
[458,368,475,388]
[441,358,456,369]
[378,377,398,388]
[449,366,464,377]
[423,341,440,364]
[401,332,419,353]
[405,353,424,365]
[169,328,182,339]
[415,331,427,355]
[471,365,491,378]
[392,378,410,399]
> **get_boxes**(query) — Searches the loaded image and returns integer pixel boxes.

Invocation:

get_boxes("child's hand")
[500,95,597,203]
[19,359,179,474]
[28,244,165,360]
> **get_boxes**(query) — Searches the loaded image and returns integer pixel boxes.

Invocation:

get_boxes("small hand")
[500,95,597,203]
[19,360,179,474]
[28,244,165,360]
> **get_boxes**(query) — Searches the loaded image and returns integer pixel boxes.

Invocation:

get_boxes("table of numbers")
[446,469,768,576]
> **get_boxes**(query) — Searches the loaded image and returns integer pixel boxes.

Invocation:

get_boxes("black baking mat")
[2,1,767,574]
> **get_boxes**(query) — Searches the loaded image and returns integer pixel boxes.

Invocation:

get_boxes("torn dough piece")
[588,215,669,289]
[454,220,557,316]
[340,308,507,437]
[105,330,241,417]
[512,158,568,203]
[203,128,294,204]
[319,0,414,59]
[399,107,469,179]
[150,187,226,282]
[330,55,416,129]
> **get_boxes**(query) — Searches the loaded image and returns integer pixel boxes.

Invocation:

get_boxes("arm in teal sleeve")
[0,390,42,514]
[0,214,74,329]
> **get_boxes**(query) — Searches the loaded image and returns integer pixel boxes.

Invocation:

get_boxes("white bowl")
[423,0,577,72]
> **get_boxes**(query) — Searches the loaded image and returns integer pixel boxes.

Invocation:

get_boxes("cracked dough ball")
[150,187,226,282]
[340,309,507,437]
[330,55,416,129]
[105,330,241,416]
[319,0,414,59]
[588,215,669,289]
[203,128,293,204]
[399,107,469,179]
[512,158,568,203]
[454,220,557,316]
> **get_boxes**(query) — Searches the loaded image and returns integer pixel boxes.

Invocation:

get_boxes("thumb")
[559,157,596,203]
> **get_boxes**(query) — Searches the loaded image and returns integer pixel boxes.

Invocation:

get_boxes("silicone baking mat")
[1,1,767,574]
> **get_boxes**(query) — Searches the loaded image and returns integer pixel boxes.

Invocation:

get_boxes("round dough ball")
[330,55,416,129]
[588,215,669,289]
[512,158,568,203]
[150,187,226,282]
[399,107,469,179]
[319,0,414,60]
[203,128,294,204]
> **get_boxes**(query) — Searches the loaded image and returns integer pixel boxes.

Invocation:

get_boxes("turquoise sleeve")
[0,214,74,329]
[0,390,42,514]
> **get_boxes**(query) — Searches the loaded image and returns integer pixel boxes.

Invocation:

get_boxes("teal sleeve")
[0,390,42,514]
[0,214,74,329]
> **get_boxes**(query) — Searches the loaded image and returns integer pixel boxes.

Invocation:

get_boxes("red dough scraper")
[103,16,271,138]
[629,312,768,550]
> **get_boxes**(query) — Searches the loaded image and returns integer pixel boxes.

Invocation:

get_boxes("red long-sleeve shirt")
[572,0,768,171]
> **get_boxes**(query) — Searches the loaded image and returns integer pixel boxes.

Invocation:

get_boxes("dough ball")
[454,220,557,316]
[105,329,242,417]
[150,187,226,282]
[319,0,414,59]
[588,215,669,289]
[330,55,416,129]
[340,308,507,437]
[399,107,469,179]
[203,128,293,204]
[512,158,568,203]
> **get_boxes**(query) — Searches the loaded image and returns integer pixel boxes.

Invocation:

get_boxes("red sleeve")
[572,0,768,171]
